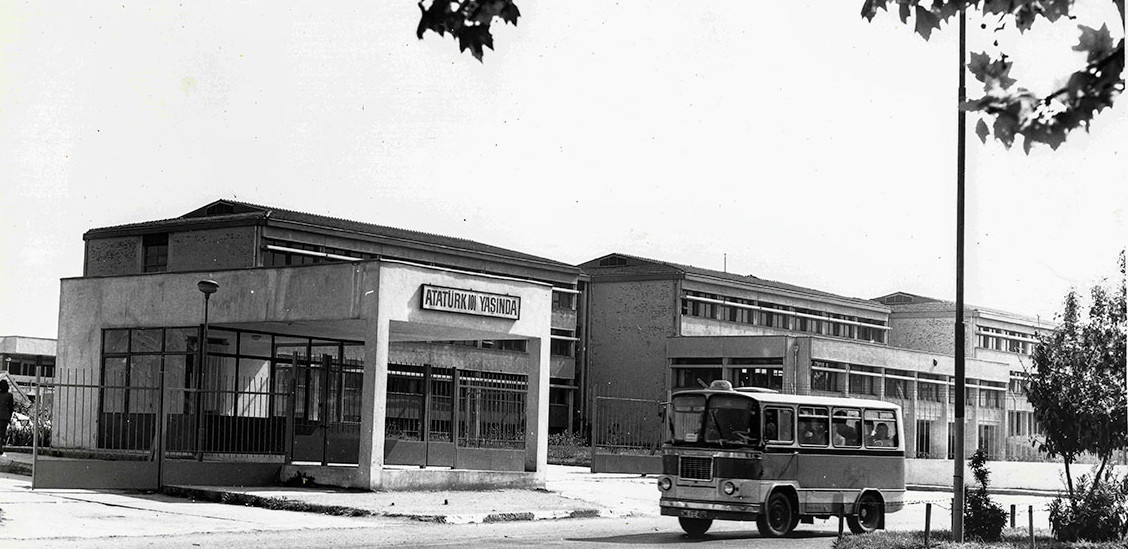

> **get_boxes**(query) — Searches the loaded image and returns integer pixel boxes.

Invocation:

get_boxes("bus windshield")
[669,393,759,447]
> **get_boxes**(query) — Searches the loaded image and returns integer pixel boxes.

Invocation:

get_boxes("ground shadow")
[568,530,839,545]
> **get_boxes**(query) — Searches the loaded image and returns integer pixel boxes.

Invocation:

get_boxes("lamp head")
[197,280,219,295]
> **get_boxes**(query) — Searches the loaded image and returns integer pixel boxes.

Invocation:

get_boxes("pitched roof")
[86,199,577,271]
[581,253,887,311]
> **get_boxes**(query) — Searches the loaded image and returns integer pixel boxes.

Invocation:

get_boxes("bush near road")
[833,529,1123,549]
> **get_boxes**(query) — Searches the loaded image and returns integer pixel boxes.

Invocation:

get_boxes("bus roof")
[674,388,902,411]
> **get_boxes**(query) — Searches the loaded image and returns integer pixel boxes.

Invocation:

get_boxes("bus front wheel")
[678,517,712,537]
[756,492,796,537]
[847,493,883,534]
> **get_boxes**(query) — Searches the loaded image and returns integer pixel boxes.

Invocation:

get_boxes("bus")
[658,380,905,537]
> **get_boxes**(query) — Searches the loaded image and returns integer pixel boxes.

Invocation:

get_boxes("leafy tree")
[1026,251,1127,501]
[416,0,520,61]
[861,1,1125,153]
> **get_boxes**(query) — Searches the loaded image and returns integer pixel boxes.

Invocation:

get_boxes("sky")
[1,1,1124,339]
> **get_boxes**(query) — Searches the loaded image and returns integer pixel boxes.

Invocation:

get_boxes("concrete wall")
[0,336,57,356]
[85,236,140,277]
[359,260,554,489]
[907,458,1128,492]
[887,314,957,356]
[587,278,677,401]
[389,341,529,374]
[167,226,257,272]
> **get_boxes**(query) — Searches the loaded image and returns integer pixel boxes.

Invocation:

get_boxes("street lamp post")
[195,280,219,461]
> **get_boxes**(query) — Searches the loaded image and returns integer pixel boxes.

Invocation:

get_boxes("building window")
[552,291,576,310]
[849,372,880,397]
[917,381,944,402]
[811,361,846,393]
[672,367,722,390]
[885,377,910,399]
[916,420,933,458]
[142,233,168,273]
[979,388,1003,409]
[550,329,574,357]
[733,366,783,392]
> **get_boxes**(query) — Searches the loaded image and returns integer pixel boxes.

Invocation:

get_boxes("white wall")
[907,458,1128,492]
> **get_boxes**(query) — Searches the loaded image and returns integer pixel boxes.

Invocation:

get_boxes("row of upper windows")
[977,326,1040,356]
[681,291,888,344]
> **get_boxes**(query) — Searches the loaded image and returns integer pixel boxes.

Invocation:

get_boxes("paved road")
[0,467,1055,548]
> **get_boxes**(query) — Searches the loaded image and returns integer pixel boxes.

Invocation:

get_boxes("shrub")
[1048,466,1128,542]
[964,449,1007,542]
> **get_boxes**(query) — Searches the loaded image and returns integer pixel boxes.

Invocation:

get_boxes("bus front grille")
[679,456,713,480]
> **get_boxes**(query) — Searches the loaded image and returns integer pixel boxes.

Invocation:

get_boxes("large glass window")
[832,408,862,448]
[762,407,794,444]
[863,409,898,448]
[670,394,706,443]
[702,395,759,446]
[798,406,829,446]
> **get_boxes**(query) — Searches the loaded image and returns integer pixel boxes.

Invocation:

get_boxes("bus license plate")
[680,510,708,519]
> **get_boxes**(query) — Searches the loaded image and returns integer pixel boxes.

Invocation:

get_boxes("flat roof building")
[48,199,586,490]
[581,253,1050,464]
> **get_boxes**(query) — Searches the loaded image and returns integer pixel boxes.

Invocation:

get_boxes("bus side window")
[764,407,795,444]
[864,409,899,448]
[798,406,829,446]
[832,408,862,448]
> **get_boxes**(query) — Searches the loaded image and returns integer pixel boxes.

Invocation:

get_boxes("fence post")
[1028,505,1035,549]
[452,367,460,469]
[285,354,297,464]
[320,354,331,467]
[32,359,41,480]
[924,503,932,548]
[1010,504,1016,529]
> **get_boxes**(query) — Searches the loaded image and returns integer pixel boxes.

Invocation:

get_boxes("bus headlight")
[658,477,672,491]
[722,481,737,495]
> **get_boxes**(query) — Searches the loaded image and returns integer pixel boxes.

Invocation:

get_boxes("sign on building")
[420,285,521,320]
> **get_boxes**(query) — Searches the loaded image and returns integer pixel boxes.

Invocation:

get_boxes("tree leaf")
[914,5,941,40]
[975,118,990,143]
[1073,24,1115,63]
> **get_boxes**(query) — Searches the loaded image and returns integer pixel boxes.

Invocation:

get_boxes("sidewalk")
[165,465,656,524]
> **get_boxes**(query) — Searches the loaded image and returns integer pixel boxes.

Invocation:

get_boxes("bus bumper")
[659,498,760,521]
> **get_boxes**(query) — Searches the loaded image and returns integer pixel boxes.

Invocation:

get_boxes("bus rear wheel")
[756,492,796,537]
[678,517,713,537]
[847,493,883,534]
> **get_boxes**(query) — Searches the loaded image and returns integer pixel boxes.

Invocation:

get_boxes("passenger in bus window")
[801,421,828,446]
[765,421,778,441]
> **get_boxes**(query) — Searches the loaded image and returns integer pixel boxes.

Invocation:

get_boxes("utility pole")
[952,3,968,542]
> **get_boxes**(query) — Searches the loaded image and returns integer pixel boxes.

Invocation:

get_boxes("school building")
[45,199,586,490]
[580,253,1056,462]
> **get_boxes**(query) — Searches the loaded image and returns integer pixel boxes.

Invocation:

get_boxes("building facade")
[875,292,1056,461]
[0,335,56,402]
[51,199,586,490]
[582,253,1052,461]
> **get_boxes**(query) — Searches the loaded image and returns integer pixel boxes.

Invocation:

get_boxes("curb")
[907,484,1059,498]
[162,485,622,524]
[0,458,33,477]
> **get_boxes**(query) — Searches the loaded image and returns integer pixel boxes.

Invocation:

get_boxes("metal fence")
[45,368,291,460]
[386,364,527,450]
[592,391,664,455]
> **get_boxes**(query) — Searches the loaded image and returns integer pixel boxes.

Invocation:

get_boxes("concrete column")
[358,316,389,491]
[525,337,549,484]
[793,338,811,396]
[937,384,951,460]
